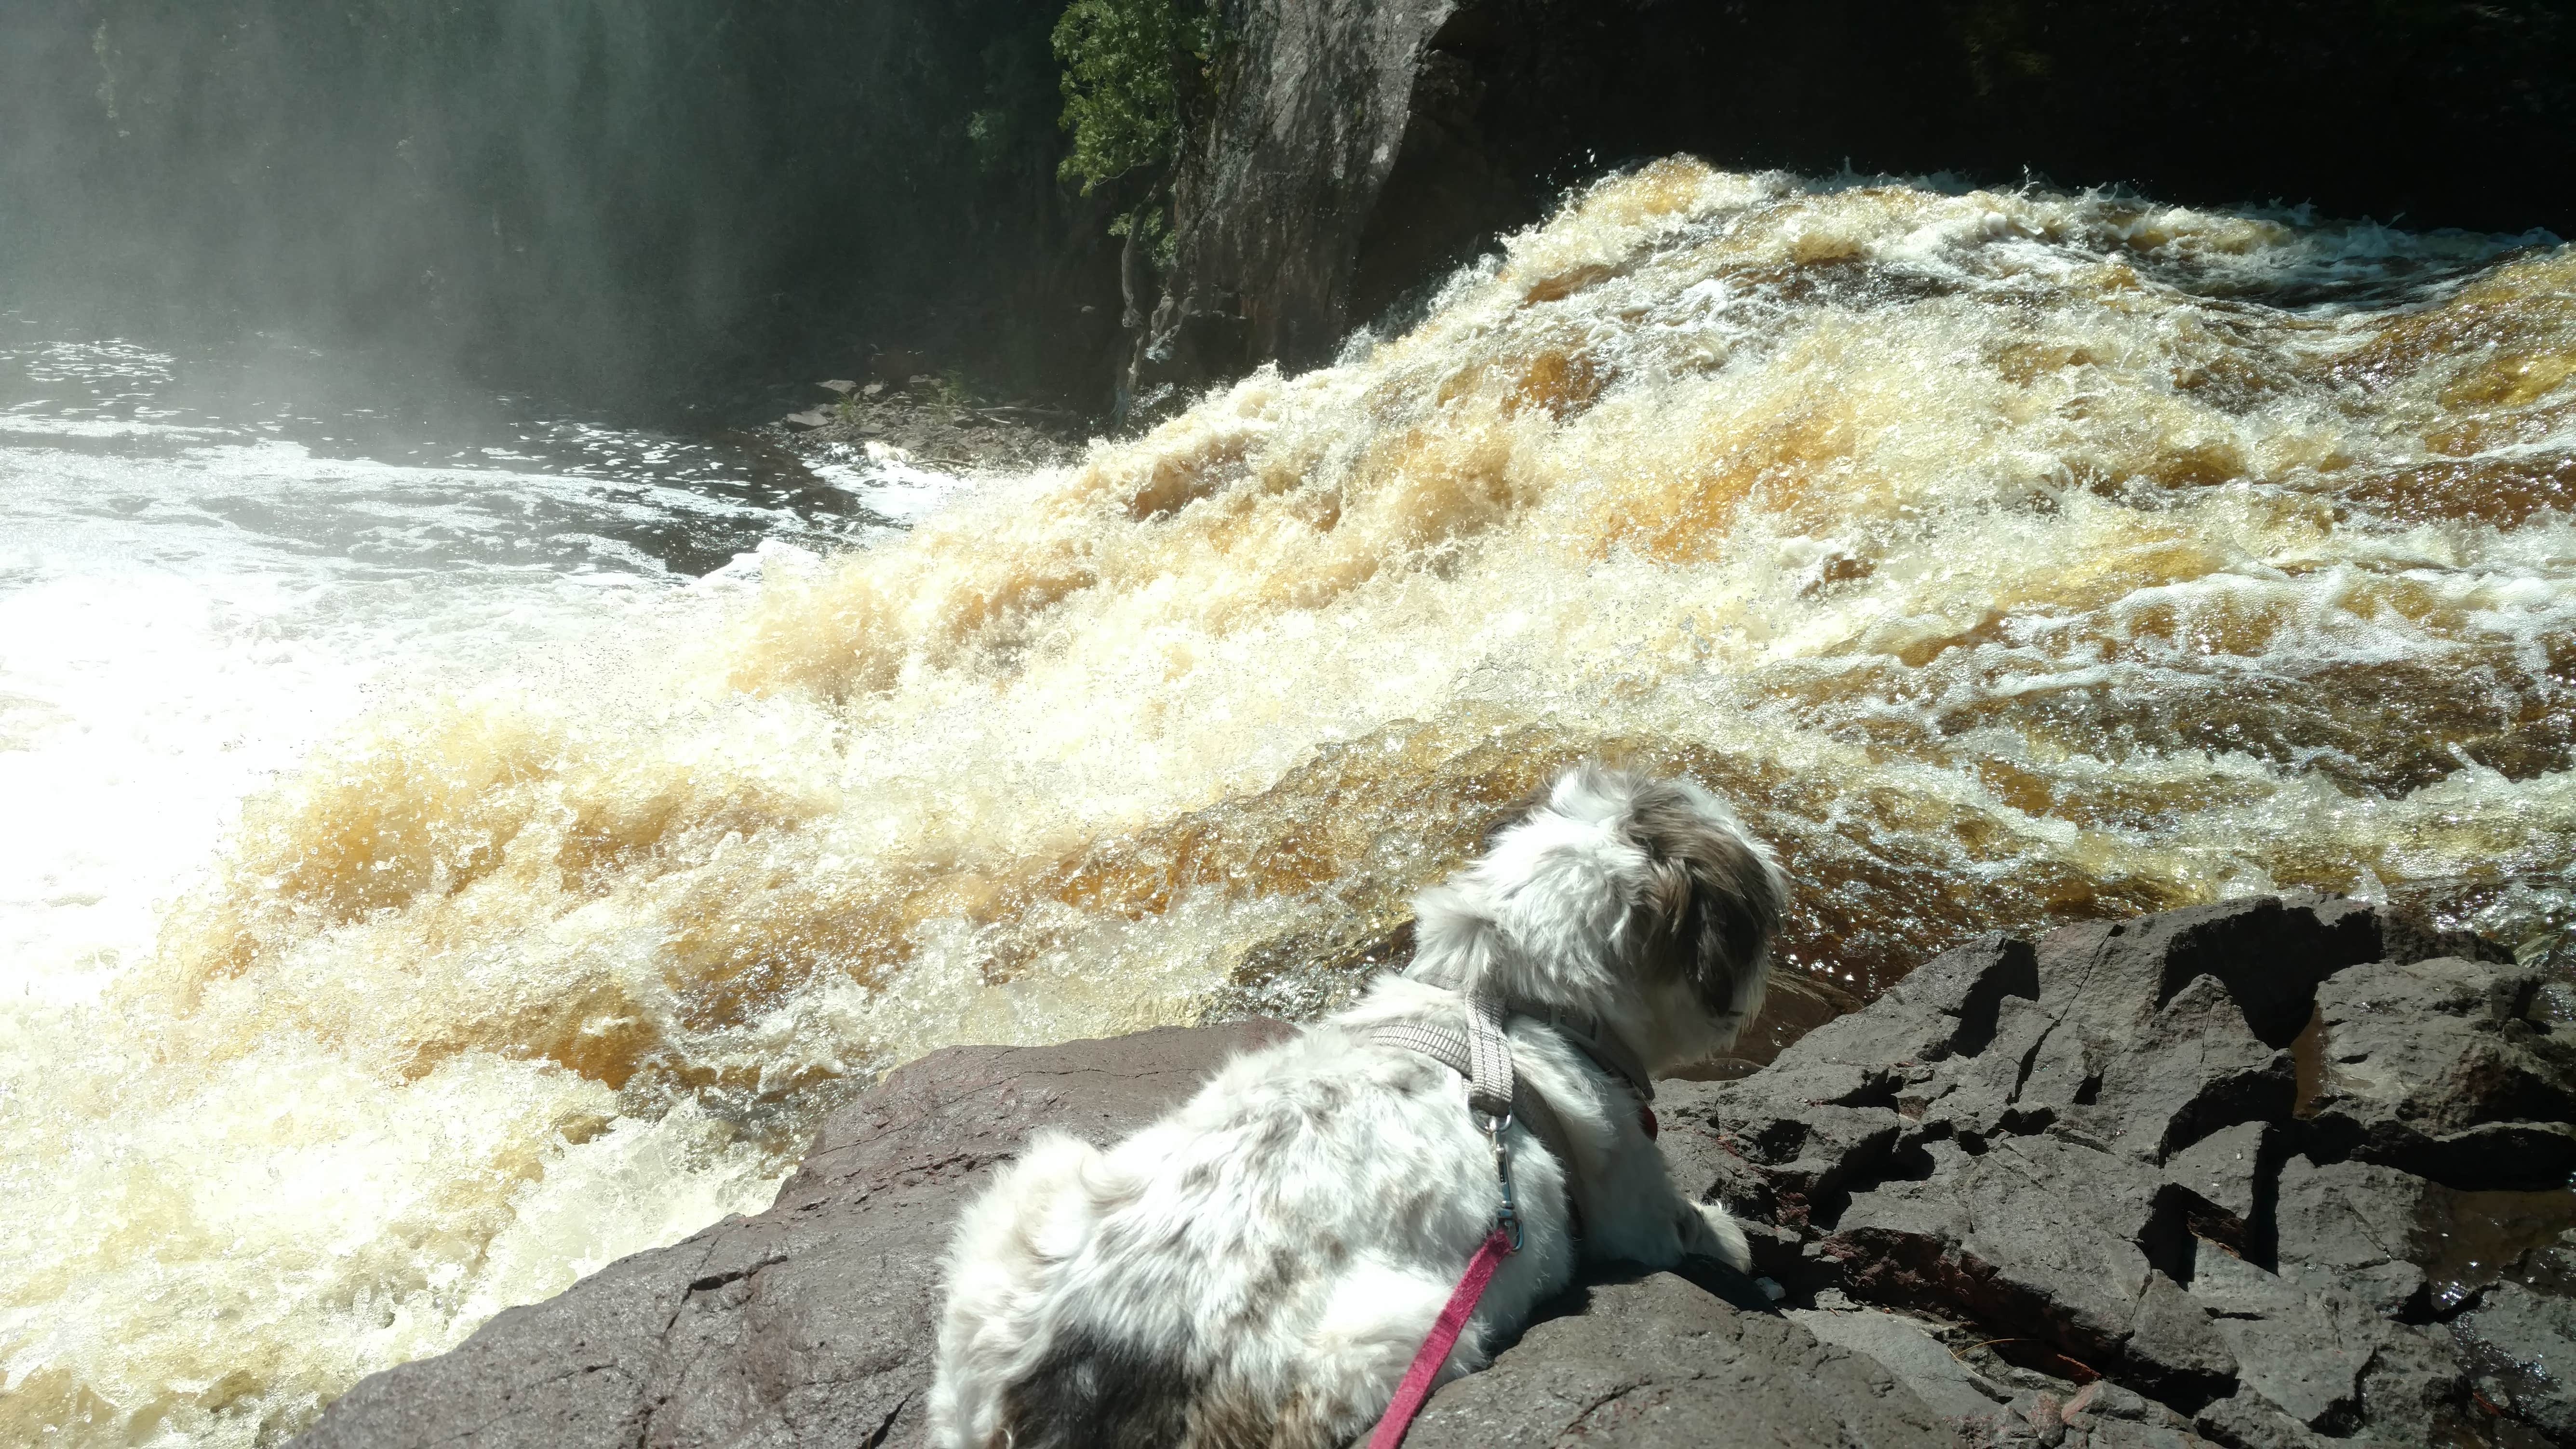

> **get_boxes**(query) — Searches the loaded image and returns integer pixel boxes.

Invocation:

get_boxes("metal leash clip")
[1476,1110,1521,1252]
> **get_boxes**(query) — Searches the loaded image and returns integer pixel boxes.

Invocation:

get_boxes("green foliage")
[1050,0,1221,193]
[966,108,1012,173]
[1107,198,1179,271]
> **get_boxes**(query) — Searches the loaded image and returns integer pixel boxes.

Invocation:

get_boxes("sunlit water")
[0,320,952,1440]
[8,166,2576,1444]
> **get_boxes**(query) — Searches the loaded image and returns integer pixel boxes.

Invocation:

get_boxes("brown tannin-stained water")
[6,163,2576,1443]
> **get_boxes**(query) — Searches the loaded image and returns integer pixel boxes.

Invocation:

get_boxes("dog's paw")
[1688,1201,1753,1273]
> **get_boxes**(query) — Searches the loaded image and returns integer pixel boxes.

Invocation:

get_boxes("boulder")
[1669,891,2576,1446]
[2455,1281,2576,1442]
[1402,1270,1951,1448]
[1784,1302,2011,1420]
[2270,1156,2431,1315]
[2307,955,2576,1188]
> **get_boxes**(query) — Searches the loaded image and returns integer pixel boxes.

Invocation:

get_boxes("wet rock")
[2354,1323,2477,1449]
[1401,1270,1951,1448]
[1673,891,2576,1446]
[2307,955,2576,1189]
[2180,1225,2467,1439]
[771,377,1083,483]
[1130,1,1457,402]
[2455,1281,2576,1443]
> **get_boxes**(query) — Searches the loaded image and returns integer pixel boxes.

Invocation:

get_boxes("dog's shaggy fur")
[927,765,1787,1449]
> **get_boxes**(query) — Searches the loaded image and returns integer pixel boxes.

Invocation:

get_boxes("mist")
[0,0,1124,414]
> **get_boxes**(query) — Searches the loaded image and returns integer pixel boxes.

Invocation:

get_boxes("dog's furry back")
[931,1016,1577,1448]
[928,765,1785,1449]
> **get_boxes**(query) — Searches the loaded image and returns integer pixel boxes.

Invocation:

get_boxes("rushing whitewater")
[8,164,2576,1444]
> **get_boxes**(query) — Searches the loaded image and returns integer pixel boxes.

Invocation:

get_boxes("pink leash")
[1367,1225,1515,1449]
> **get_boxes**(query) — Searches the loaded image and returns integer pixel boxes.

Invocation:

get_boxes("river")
[5,165,2573,1444]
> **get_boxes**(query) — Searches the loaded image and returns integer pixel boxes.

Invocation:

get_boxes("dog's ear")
[1623,779,1784,1026]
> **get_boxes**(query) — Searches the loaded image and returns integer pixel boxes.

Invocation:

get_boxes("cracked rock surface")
[1664,891,2576,1448]
[298,895,2573,1448]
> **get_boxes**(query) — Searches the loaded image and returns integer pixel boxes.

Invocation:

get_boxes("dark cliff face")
[1134,0,1459,399]
[1133,0,2576,403]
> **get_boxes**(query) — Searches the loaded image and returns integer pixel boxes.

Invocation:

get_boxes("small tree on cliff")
[1051,0,1223,199]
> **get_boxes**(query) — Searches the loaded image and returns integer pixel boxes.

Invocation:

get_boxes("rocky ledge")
[295,894,2574,1448]
[762,370,1086,495]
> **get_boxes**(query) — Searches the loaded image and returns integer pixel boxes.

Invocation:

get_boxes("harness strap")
[1360,994,1656,1446]
[1464,991,1514,1121]
[1361,1012,1580,1180]
[1365,1226,1513,1449]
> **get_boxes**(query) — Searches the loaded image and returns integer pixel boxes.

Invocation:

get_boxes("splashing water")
[8,163,2576,1443]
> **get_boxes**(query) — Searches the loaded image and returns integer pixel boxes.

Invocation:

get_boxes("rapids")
[7,163,2576,1444]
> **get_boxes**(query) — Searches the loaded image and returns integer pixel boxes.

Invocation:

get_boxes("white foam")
[804,440,981,524]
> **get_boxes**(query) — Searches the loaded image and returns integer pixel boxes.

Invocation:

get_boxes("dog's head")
[1410,763,1785,1067]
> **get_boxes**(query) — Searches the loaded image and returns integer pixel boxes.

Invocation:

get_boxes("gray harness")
[1364,995,1656,1247]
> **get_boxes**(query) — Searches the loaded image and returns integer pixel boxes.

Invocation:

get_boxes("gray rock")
[2030,893,2386,1049]
[297,1022,1293,1449]
[2164,1122,2274,1246]
[1403,1270,1951,1448]
[1827,1133,2164,1368]
[2455,1281,2576,1442]
[2091,972,2294,1165]
[2058,1379,2207,1449]
[1677,1099,1904,1242]
[1869,931,2046,1063]
[2193,1388,2330,1449]
[1785,1304,2010,1419]
[1667,894,2570,1446]
[2270,1156,2428,1315]
[2207,1284,2373,1432]
[2309,955,2576,1188]
[1979,1382,2213,1449]
[2128,1272,2236,1400]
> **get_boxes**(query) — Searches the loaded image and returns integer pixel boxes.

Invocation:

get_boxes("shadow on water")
[0,310,905,577]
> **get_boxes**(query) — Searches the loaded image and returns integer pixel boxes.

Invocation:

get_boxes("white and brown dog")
[928,764,1786,1448]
